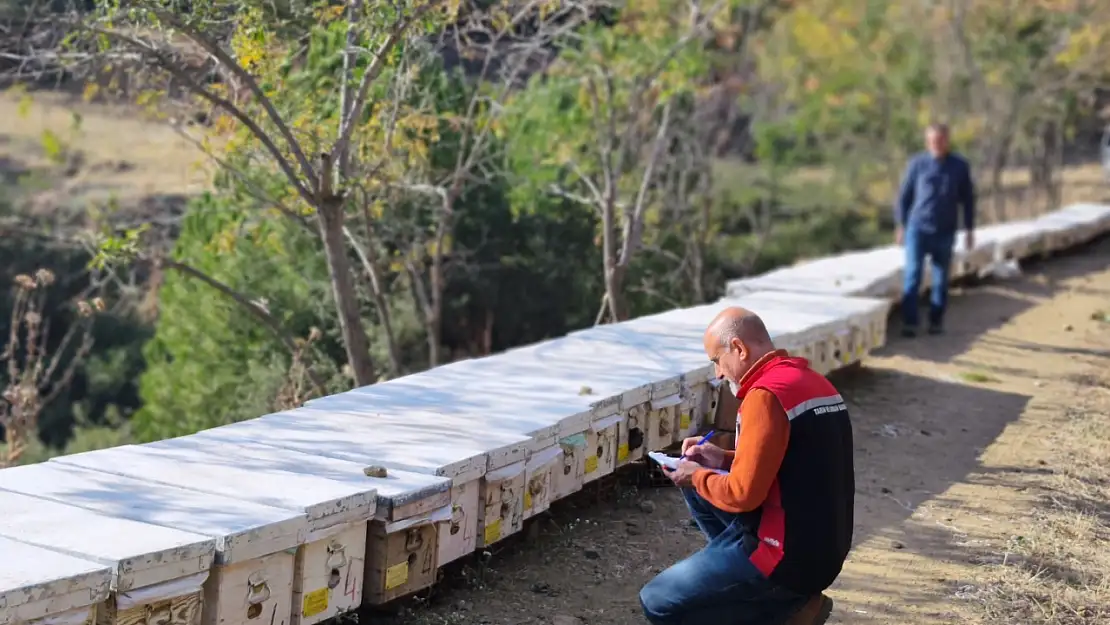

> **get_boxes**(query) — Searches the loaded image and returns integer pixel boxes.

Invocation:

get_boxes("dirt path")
[379,238,1110,625]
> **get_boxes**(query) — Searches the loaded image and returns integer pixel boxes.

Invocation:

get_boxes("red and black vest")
[736,353,855,595]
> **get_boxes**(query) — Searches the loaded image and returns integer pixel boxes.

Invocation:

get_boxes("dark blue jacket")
[895,151,976,236]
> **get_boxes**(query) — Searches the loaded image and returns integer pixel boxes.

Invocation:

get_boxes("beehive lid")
[53,442,378,531]
[301,384,540,463]
[315,341,679,439]
[309,354,600,435]
[726,246,904,298]
[726,291,891,327]
[188,409,492,482]
[0,462,304,566]
[169,433,451,523]
[567,299,828,379]
[568,324,714,383]
[0,490,214,592]
[0,535,112,625]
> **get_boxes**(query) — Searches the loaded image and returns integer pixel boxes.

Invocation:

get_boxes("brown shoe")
[783,593,833,625]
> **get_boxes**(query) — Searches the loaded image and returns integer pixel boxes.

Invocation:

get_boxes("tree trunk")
[347,220,402,375]
[605,263,630,322]
[426,217,448,368]
[317,201,376,386]
[597,182,635,323]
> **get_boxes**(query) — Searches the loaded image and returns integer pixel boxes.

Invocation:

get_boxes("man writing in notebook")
[639,307,854,625]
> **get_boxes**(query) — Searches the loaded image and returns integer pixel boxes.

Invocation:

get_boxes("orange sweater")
[692,387,789,513]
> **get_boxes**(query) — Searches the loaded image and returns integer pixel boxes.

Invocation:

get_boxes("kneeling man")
[639,307,855,625]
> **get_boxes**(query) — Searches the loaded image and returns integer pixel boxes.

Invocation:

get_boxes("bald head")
[706,307,773,351]
[703,307,775,385]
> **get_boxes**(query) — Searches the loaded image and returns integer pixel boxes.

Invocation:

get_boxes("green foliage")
[13,0,1110,452]
[131,190,338,441]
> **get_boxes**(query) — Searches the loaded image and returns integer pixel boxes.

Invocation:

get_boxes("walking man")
[894,122,977,336]
[639,307,853,625]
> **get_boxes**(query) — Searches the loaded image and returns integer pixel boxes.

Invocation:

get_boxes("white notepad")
[647,451,729,475]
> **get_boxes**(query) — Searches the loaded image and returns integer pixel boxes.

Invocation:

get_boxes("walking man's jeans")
[901,227,956,330]
[639,489,806,625]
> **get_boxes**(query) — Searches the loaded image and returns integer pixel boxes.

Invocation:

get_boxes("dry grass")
[0,89,209,225]
[962,402,1110,624]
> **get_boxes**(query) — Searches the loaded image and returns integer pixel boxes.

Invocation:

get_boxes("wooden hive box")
[583,413,622,482]
[0,463,305,625]
[178,432,453,607]
[522,446,563,519]
[646,393,681,453]
[0,491,214,625]
[187,412,470,602]
[0,536,112,625]
[52,439,382,625]
[553,432,587,499]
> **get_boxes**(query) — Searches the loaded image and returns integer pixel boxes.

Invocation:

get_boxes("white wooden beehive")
[522,446,563,519]
[185,420,461,601]
[0,491,214,625]
[477,461,525,548]
[677,388,698,440]
[364,506,450,605]
[441,479,480,566]
[0,536,112,625]
[0,462,305,625]
[554,433,587,499]
[618,403,649,466]
[583,414,622,482]
[52,440,381,625]
[646,393,681,452]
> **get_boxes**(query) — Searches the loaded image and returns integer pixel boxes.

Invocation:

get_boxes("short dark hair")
[926,122,950,135]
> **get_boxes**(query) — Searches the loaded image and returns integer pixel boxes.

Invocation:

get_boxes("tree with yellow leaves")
[509,0,782,322]
[8,0,590,378]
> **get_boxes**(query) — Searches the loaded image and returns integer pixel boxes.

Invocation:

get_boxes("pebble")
[639,500,656,514]
[583,548,600,560]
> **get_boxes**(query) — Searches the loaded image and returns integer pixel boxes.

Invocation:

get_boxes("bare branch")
[150,8,320,191]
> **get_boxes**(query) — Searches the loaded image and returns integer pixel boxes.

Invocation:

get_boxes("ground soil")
[374,237,1110,625]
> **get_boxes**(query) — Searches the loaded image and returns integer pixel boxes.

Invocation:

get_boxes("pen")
[683,429,716,459]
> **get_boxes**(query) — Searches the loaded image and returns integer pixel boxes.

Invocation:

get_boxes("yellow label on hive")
[679,412,691,429]
[483,519,502,545]
[584,455,599,474]
[524,490,533,510]
[384,561,409,590]
[302,588,329,618]
[617,443,629,462]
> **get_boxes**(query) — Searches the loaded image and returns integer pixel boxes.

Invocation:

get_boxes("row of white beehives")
[0,288,889,625]
[725,203,1110,301]
[2,203,1106,625]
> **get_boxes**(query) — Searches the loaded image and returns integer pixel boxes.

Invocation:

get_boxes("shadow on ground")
[876,236,1110,365]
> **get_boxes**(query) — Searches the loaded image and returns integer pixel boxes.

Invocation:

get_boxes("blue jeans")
[639,489,807,625]
[901,227,956,329]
